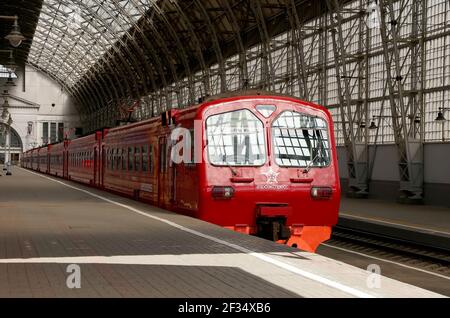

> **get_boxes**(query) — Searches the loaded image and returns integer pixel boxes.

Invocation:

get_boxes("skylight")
[27,0,152,88]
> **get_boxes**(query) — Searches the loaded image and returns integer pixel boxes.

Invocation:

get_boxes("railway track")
[326,225,450,277]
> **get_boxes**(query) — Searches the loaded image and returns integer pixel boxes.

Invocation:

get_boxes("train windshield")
[206,109,266,166]
[272,111,331,168]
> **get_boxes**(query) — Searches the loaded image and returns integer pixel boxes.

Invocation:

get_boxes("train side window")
[121,148,125,171]
[149,145,153,174]
[115,148,118,171]
[109,149,113,171]
[112,149,116,171]
[115,149,120,171]
[142,145,148,172]
[106,149,110,170]
[185,129,196,167]
[135,146,141,172]
[109,149,112,171]
[159,142,166,173]
[111,149,115,171]
[128,147,134,171]
[110,149,114,171]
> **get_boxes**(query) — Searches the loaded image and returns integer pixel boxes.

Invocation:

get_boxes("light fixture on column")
[5,114,12,175]
[369,120,378,130]
[1,97,9,121]
[435,108,448,122]
[1,97,9,109]
[1,109,7,121]
[4,73,16,87]
[5,17,25,48]
[4,51,16,72]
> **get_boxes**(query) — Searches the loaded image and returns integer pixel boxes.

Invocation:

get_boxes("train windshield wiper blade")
[225,161,238,176]
[303,139,323,174]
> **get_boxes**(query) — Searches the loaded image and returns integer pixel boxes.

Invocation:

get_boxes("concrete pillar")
[5,128,10,164]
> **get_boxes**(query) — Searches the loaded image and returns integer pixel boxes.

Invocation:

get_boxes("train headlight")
[310,187,333,200]
[211,186,235,200]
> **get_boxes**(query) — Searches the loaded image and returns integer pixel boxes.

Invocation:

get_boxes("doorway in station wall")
[0,123,23,165]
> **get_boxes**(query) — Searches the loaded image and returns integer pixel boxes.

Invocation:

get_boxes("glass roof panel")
[0,65,17,79]
[28,0,152,89]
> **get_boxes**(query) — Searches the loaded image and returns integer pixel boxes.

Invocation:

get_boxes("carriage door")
[93,146,98,186]
[158,137,167,206]
[63,151,68,178]
[101,146,106,187]
[47,153,50,174]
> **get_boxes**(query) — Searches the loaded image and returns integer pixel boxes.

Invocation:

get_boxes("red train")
[22,93,340,252]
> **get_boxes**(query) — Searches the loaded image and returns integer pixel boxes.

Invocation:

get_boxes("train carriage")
[100,106,201,214]
[38,146,49,173]
[23,92,340,252]
[101,119,161,203]
[21,150,31,169]
[30,148,40,171]
[23,147,46,172]
[67,132,101,185]
[48,142,66,178]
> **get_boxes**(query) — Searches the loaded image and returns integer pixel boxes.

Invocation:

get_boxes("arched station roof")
[1,0,330,121]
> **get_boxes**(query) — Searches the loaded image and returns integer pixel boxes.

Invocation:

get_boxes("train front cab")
[197,96,340,252]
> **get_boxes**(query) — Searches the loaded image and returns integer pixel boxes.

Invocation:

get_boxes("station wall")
[0,64,80,153]
[337,143,450,207]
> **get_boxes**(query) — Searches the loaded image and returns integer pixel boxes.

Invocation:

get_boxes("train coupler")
[256,216,291,242]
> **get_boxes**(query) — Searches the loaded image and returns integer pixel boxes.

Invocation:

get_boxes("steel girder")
[378,0,425,202]
[326,0,370,196]
[76,1,298,128]
[27,0,329,129]
[69,0,151,112]
[219,0,249,90]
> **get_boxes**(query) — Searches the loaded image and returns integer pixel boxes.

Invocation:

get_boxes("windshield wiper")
[303,135,323,174]
[226,162,238,176]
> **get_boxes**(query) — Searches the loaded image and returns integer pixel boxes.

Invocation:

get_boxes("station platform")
[339,196,450,253]
[0,167,445,298]
[340,197,450,237]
